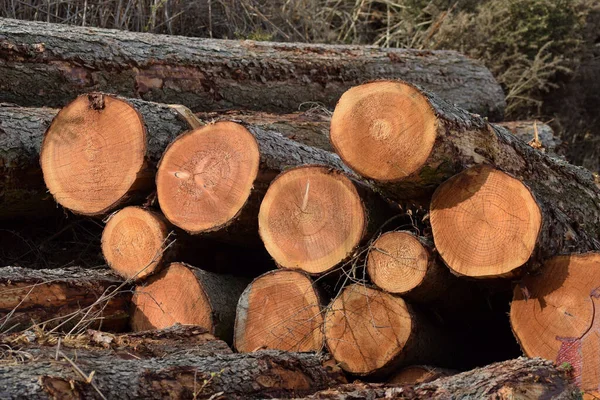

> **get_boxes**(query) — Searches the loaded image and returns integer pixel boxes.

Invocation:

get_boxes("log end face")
[131,262,213,332]
[430,165,542,278]
[330,81,437,181]
[156,122,260,234]
[101,206,169,281]
[367,231,429,294]
[40,94,147,215]
[235,270,323,353]
[511,253,600,396]
[258,166,366,274]
[324,284,412,375]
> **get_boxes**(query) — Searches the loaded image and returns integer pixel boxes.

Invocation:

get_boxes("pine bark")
[0,18,505,119]
[0,325,232,358]
[0,266,131,333]
[286,358,579,399]
[0,349,346,399]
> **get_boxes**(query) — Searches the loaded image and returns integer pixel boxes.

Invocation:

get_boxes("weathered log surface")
[0,18,505,119]
[284,358,579,399]
[0,350,346,399]
[0,266,131,333]
[1,325,232,358]
[196,110,332,152]
[0,105,57,218]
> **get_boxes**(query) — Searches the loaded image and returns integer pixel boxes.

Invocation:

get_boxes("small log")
[0,349,346,399]
[330,81,600,268]
[131,262,248,343]
[39,93,199,216]
[430,165,543,278]
[259,165,395,274]
[366,231,453,301]
[388,365,454,385]
[156,122,351,243]
[0,266,130,333]
[0,325,232,358]
[511,252,600,398]
[101,206,275,280]
[497,120,561,154]
[286,358,579,400]
[323,284,440,377]
[0,105,58,219]
[101,206,171,281]
[235,270,324,353]
[0,18,505,119]
[197,110,332,152]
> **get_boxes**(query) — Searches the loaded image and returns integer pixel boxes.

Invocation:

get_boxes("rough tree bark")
[0,325,233,358]
[0,350,346,399]
[496,120,561,154]
[284,358,579,399]
[0,105,57,219]
[0,266,131,333]
[0,18,505,119]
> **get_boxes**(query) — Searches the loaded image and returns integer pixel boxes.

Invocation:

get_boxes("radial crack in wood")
[511,252,600,397]
[235,270,324,353]
[430,165,542,278]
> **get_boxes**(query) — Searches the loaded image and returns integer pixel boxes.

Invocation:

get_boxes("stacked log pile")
[1,18,598,398]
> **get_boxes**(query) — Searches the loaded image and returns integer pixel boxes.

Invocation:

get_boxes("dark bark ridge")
[0,17,504,119]
[285,357,579,400]
[0,350,346,399]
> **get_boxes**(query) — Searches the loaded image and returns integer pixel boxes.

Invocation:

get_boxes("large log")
[235,270,324,353]
[40,93,199,216]
[0,266,130,333]
[511,252,600,398]
[155,121,355,244]
[284,358,579,399]
[0,18,505,120]
[330,80,600,273]
[258,166,395,274]
[131,262,248,343]
[0,349,346,399]
[497,120,561,155]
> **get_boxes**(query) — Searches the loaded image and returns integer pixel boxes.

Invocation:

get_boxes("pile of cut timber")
[1,18,598,398]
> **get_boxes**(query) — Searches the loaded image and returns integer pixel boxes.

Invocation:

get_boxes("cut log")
[0,105,58,219]
[497,120,561,154]
[0,349,346,399]
[101,206,275,280]
[156,122,352,243]
[331,80,600,268]
[430,165,543,278]
[235,270,324,353]
[1,325,232,358]
[324,284,440,376]
[366,231,453,300]
[286,358,579,399]
[101,206,170,281]
[0,18,505,119]
[511,252,600,398]
[39,93,199,216]
[131,262,248,343]
[196,110,333,152]
[259,165,395,274]
[0,266,130,333]
[388,365,454,385]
